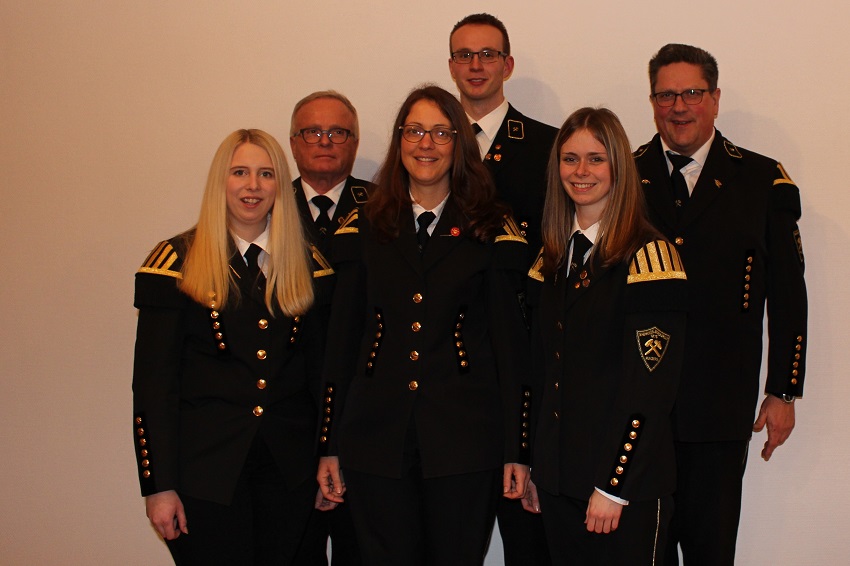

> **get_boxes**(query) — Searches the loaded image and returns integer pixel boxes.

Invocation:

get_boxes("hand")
[585,490,623,534]
[313,487,339,511]
[317,456,345,503]
[502,463,529,499]
[145,490,188,540]
[752,394,796,461]
[521,479,541,513]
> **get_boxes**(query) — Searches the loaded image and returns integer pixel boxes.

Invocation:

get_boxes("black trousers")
[665,439,749,566]
[293,500,362,566]
[166,436,315,565]
[539,490,673,566]
[495,497,552,565]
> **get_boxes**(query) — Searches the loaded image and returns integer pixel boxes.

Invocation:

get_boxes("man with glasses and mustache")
[448,14,556,566]
[289,90,370,566]
[633,43,808,566]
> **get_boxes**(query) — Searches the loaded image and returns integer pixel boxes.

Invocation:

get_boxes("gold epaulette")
[311,245,334,278]
[627,240,686,284]
[528,246,545,282]
[774,162,796,186]
[495,216,528,244]
[335,208,359,235]
[137,241,182,279]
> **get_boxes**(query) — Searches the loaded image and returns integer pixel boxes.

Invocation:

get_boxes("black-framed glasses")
[450,49,507,64]
[295,128,352,144]
[650,89,711,107]
[399,125,457,145]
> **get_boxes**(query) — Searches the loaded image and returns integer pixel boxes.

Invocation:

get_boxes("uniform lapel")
[638,136,678,233]
[421,199,465,272]
[392,208,425,276]
[679,134,733,227]
[292,178,321,244]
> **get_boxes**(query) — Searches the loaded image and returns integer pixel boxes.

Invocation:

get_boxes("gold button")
[135,417,142,425]
[743,302,749,309]
[791,378,798,385]
[142,470,151,478]
[747,256,754,263]
[253,406,264,416]
[140,449,148,457]
[795,345,801,351]
[793,362,799,368]
[212,321,221,330]
[460,360,468,367]
[624,443,633,451]
[413,293,423,303]
[629,431,637,439]
[582,279,590,287]
[619,455,628,463]
[792,370,798,376]
[257,379,266,389]
[218,342,226,350]
[520,221,528,228]
[794,353,800,360]
[136,428,144,436]
[674,237,684,245]
[615,466,624,474]
[743,293,749,300]
[320,436,327,443]
[257,350,267,360]
[554,381,559,391]
[326,385,334,393]
[456,341,463,348]
[746,265,752,272]
[141,459,150,468]
[458,350,466,357]
[745,274,751,281]
[258,319,269,329]
[522,442,529,449]
[210,310,220,319]
[797,336,803,342]
[610,478,619,486]
[412,322,422,332]
[139,438,147,446]
[410,351,419,361]
[554,351,560,360]
[524,391,531,398]
[556,321,563,331]
[409,381,419,390]
[579,270,588,280]
[553,410,560,420]
[632,420,641,428]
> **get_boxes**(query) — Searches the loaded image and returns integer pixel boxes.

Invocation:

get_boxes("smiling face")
[289,97,358,190]
[400,99,455,198]
[448,23,514,117]
[559,128,612,227]
[652,62,720,157]
[225,142,276,241]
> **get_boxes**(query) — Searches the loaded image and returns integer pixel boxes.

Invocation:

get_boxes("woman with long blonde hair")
[132,129,318,564]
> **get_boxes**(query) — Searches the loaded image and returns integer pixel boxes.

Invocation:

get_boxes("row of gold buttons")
[608,416,644,492]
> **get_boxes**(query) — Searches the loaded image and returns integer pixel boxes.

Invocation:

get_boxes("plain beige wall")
[2,1,848,563]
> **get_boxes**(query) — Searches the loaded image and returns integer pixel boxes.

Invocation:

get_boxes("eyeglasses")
[399,125,457,145]
[295,128,352,144]
[450,49,507,64]
[650,89,711,107]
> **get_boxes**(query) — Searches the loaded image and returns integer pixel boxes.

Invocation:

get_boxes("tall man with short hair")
[449,13,556,565]
[633,44,808,566]
[289,90,370,566]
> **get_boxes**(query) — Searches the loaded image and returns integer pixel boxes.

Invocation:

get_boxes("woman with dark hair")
[132,129,320,564]
[525,107,687,564]
[315,85,532,565]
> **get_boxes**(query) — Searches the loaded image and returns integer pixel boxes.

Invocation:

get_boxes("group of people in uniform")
[132,12,808,566]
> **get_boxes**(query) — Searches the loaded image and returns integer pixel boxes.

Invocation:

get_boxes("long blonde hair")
[541,107,659,274]
[180,129,314,316]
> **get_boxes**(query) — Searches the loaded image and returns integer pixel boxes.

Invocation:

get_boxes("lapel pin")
[451,227,461,237]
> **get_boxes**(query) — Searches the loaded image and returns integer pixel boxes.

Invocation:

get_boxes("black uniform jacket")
[634,132,807,442]
[294,176,371,322]
[317,199,533,479]
[132,231,320,505]
[483,104,558,256]
[529,240,687,502]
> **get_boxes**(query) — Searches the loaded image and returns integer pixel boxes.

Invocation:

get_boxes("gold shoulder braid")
[335,208,359,235]
[496,216,528,244]
[311,245,334,278]
[627,240,686,284]
[138,241,182,279]
[528,246,545,282]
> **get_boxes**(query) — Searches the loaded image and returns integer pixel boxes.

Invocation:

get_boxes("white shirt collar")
[568,217,600,268]
[300,177,347,221]
[468,98,509,158]
[660,130,715,194]
[410,190,450,236]
[231,217,270,274]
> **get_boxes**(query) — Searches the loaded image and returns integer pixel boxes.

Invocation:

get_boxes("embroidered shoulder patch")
[628,240,686,284]
[496,216,528,244]
[528,247,545,282]
[636,326,670,372]
[335,209,359,235]
[137,241,182,279]
[351,185,369,203]
[633,143,650,158]
[507,119,524,140]
[724,139,742,158]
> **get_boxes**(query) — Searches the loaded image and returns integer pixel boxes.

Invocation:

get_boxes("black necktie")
[567,233,593,291]
[312,195,334,238]
[667,151,694,215]
[416,211,436,252]
[471,123,483,135]
[244,243,264,282]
